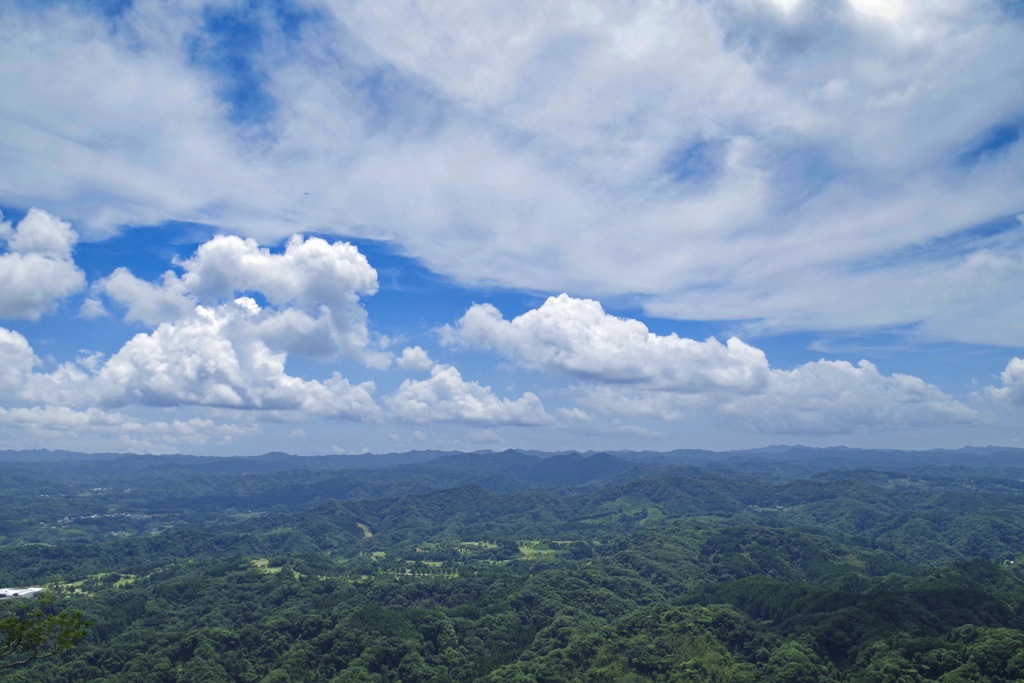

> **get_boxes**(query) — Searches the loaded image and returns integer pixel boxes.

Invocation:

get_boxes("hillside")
[3,447,1024,681]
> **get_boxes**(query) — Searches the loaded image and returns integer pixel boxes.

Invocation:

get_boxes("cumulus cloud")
[99,234,388,365]
[181,235,377,302]
[96,299,380,418]
[0,209,85,319]
[396,346,434,371]
[453,296,976,433]
[0,327,37,394]
[580,358,978,435]
[719,360,978,434]
[4,297,380,424]
[447,294,770,391]
[387,364,549,425]
[557,407,592,422]
[986,357,1024,405]
[97,268,194,326]
[21,231,390,426]
[5,208,77,256]
[78,297,108,319]
[179,235,380,361]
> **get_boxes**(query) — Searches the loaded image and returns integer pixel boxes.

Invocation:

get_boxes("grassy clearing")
[250,558,302,580]
[639,506,665,525]
[843,553,868,570]
[230,512,265,520]
[250,558,282,574]
[59,572,138,594]
[517,541,558,559]
[606,495,651,515]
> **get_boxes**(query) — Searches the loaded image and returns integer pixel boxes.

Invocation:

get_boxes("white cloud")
[0,327,37,394]
[0,252,86,320]
[96,232,389,365]
[98,268,194,326]
[1,2,1021,346]
[454,296,977,434]
[0,405,120,430]
[78,297,108,319]
[119,417,259,447]
[719,359,978,434]
[387,364,550,425]
[848,0,905,21]
[75,350,105,373]
[95,300,380,418]
[2,295,381,424]
[557,406,592,422]
[5,208,77,256]
[0,405,259,452]
[324,2,1024,336]
[986,357,1024,406]
[0,223,473,449]
[0,209,85,319]
[647,226,1024,347]
[577,385,706,422]
[180,235,378,318]
[0,4,253,231]
[15,355,98,410]
[0,1,1021,452]
[448,294,770,391]
[580,358,977,435]
[396,345,434,371]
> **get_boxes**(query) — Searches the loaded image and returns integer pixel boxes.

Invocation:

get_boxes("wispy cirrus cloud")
[0,0,1021,345]
[0,404,259,453]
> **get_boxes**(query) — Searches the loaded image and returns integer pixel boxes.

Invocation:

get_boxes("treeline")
[5,548,1024,680]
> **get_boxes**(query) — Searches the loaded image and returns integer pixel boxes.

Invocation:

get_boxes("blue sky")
[1,0,1023,455]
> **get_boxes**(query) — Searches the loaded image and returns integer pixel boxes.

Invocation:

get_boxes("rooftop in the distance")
[0,586,45,599]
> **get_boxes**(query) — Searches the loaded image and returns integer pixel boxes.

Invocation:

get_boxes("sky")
[1,0,1023,456]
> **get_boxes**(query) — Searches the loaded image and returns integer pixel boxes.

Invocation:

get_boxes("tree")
[0,595,91,670]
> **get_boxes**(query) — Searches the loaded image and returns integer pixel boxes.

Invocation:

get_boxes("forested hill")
[6,443,1023,483]
[3,447,1024,681]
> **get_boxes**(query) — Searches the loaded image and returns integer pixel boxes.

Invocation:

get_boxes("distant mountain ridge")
[5,444,1023,463]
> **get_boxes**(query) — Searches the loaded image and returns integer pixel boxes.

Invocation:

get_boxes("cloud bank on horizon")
[0,0,1022,454]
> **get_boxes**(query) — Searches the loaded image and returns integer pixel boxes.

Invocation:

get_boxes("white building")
[0,587,45,599]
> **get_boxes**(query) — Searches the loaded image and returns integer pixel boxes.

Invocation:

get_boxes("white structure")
[0,587,45,599]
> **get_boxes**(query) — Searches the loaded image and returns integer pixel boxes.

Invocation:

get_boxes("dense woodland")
[3,445,1024,681]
